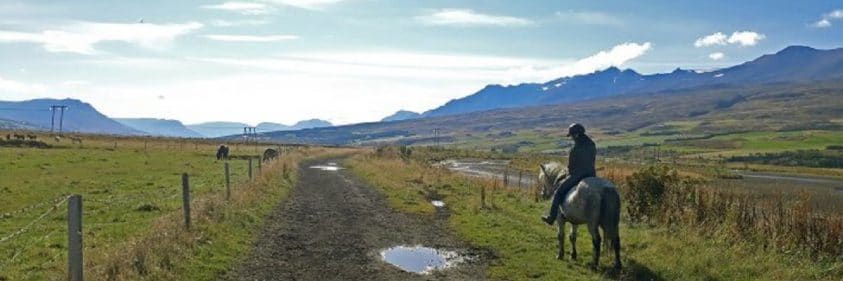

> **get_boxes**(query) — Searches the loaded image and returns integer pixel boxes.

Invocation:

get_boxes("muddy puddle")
[380,245,461,274]
[310,163,344,171]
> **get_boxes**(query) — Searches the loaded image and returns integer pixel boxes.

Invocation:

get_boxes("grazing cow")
[263,148,279,162]
[216,145,230,160]
[539,162,622,270]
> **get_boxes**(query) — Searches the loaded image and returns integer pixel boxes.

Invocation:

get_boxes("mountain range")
[115,118,204,138]
[0,99,142,135]
[418,45,843,118]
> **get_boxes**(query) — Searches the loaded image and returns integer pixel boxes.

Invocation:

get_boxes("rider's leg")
[542,176,579,225]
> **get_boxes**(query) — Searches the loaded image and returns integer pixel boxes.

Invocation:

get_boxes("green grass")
[346,155,841,280]
[0,135,304,280]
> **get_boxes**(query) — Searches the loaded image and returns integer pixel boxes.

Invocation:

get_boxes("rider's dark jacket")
[568,135,596,177]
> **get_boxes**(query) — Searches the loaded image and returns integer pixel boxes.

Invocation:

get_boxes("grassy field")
[0,132,346,280]
[346,152,842,280]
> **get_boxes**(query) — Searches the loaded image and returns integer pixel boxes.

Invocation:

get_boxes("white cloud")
[813,9,843,28]
[208,19,270,27]
[814,19,832,28]
[531,42,652,80]
[201,2,273,15]
[708,52,725,60]
[258,0,345,10]
[726,31,765,46]
[555,11,622,26]
[0,76,49,99]
[204,34,298,42]
[694,32,727,47]
[0,21,202,54]
[417,9,533,27]
[694,31,764,47]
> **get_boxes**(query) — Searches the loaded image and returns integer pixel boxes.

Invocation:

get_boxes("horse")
[13,134,25,140]
[262,148,278,162]
[539,162,622,270]
[216,145,229,160]
[26,134,37,140]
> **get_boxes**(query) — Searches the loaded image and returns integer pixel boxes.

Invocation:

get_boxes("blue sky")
[0,0,841,125]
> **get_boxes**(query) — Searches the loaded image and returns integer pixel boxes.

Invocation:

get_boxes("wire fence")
[0,155,270,280]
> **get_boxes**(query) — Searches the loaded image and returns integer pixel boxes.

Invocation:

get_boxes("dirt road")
[226,159,488,280]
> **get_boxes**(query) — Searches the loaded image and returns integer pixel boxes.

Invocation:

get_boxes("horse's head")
[538,162,567,199]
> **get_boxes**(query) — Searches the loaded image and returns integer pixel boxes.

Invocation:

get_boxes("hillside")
[382,110,422,122]
[0,99,141,135]
[187,121,251,138]
[115,118,203,138]
[256,80,843,146]
[423,46,843,117]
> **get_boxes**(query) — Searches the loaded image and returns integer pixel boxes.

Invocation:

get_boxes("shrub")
[623,165,680,222]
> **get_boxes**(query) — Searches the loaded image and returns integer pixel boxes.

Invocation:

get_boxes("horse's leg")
[556,215,565,260]
[569,224,578,261]
[588,223,601,270]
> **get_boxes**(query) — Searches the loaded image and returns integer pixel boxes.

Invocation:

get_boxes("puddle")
[380,245,461,274]
[431,200,445,207]
[309,165,344,171]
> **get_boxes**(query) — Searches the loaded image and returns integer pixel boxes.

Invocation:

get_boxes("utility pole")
[49,105,68,135]
[432,128,440,148]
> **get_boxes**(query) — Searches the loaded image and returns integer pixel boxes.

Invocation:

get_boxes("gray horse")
[539,162,622,270]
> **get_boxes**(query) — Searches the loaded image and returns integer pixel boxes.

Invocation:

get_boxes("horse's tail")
[599,187,622,251]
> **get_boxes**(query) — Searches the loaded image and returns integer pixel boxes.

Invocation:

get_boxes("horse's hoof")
[589,263,598,271]
[571,254,577,261]
[556,254,564,260]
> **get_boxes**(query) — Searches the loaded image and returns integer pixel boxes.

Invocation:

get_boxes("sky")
[0,0,842,126]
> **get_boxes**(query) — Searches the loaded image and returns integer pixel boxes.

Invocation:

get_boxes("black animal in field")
[216,145,230,160]
[263,148,279,162]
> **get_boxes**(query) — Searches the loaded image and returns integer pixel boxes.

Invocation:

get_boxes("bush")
[623,165,680,222]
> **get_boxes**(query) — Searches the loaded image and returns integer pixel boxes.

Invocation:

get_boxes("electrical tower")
[49,105,68,135]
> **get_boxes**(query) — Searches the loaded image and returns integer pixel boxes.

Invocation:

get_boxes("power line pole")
[432,128,440,148]
[49,105,68,135]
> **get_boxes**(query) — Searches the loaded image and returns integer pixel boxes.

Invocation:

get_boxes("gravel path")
[225,158,488,281]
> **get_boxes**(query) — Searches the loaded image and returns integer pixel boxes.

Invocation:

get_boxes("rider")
[541,123,597,225]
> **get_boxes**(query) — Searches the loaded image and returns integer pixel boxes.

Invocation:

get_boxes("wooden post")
[480,184,486,209]
[225,163,231,200]
[67,195,83,281]
[182,173,191,230]
[503,168,509,187]
[248,158,253,180]
[144,139,148,152]
[257,157,262,174]
[518,171,523,188]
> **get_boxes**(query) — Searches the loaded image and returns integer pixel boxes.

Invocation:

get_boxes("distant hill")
[191,119,333,137]
[291,119,332,130]
[256,122,292,132]
[254,80,843,145]
[187,122,251,138]
[0,99,142,135]
[381,110,421,122]
[115,118,203,138]
[423,45,843,117]
[0,118,44,130]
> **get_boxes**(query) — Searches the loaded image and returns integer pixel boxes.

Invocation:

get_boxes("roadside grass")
[346,154,842,280]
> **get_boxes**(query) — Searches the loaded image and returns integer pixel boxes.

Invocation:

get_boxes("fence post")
[225,162,231,200]
[182,173,191,230]
[248,158,253,180]
[68,195,83,281]
[518,170,523,188]
[503,168,509,187]
[257,157,262,174]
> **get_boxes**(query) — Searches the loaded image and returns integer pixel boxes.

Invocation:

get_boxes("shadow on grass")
[602,259,666,281]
